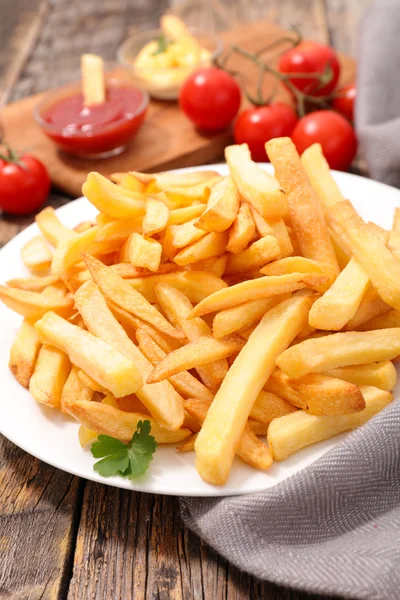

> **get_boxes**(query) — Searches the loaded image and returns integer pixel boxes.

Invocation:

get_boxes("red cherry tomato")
[279,41,340,97]
[234,103,298,162]
[291,110,357,171]
[179,68,241,131]
[0,152,50,215]
[332,84,356,122]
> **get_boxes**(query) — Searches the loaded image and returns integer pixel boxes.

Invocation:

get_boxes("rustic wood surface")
[0,1,371,598]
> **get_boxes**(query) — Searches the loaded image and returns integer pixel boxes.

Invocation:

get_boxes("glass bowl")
[117,28,223,100]
[34,74,149,159]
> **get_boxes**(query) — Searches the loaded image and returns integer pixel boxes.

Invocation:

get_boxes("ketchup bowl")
[34,75,149,159]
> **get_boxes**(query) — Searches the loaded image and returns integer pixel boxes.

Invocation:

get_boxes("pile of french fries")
[2,137,399,486]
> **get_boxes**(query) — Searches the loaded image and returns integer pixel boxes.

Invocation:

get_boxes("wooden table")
[0,1,371,598]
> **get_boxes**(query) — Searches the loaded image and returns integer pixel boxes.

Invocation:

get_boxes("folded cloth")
[180,399,400,600]
[356,0,400,187]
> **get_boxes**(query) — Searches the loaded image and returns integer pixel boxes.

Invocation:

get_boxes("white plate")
[1,164,399,497]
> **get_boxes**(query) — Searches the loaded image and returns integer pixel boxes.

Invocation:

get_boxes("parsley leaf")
[152,34,171,55]
[91,421,157,480]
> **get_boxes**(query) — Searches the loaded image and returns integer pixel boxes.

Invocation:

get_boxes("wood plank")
[325,0,372,57]
[0,0,46,106]
[0,434,82,599]
[68,483,334,600]
[175,0,330,42]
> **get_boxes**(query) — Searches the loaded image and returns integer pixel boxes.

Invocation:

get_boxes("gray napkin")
[356,0,400,187]
[181,5,400,598]
[181,401,400,600]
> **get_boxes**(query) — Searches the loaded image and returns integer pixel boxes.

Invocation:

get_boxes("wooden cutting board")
[1,20,355,198]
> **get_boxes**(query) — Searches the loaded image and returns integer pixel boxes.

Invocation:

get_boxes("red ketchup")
[38,85,148,157]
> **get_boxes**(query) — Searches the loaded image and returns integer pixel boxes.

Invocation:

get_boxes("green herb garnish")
[152,34,171,55]
[91,420,157,479]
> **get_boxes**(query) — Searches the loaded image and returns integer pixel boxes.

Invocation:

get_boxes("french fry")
[212,294,290,338]
[277,328,400,378]
[154,283,228,392]
[29,345,71,409]
[82,172,146,218]
[268,386,393,460]
[171,219,208,248]
[249,207,294,259]
[35,311,142,398]
[388,207,400,261]
[133,321,183,352]
[81,54,105,105]
[185,398,273,471]
[60,365,94,413]
[94,218,143,242]
[195,294,311,484]
[328,200,400,310]
[160,225,179,261]
[78,425,98,447]
[248,205,274,237]
[83,254,183,339]
[325,361,397,392]
[366,222,389,245]
[136,326,214,402]
[246,421,269,436]
[164,177,221,207]
[142,197,169,236]
[36,207,77,247]
[266,137,339,285]
[194,177,239,232]
[111,172,145,192]
[345,285,391,330]
[329,227,351,270]
[148,334,245,383]
[261,256,322,276]
[106,301,144,334]
[9,318,41,388]
[0,285,73,320]
[74,280,184,431]
[225,236,280,275]
[308,258,370,330]
[177,433,198,452]
[267,218,293,258]
[6,274,59,292]
[264,368,365,415]
[357,309,400,331]
[131,170,219,192]
[127,270,227,305]
[84,262,179,282]
[225,144,287,219]
[117,394,150,414]
[190,273,326,317]
[301,143,344,209]
[65,399,191,444]
[124,232,162,272]
[173,231,228,266]
[78,370,108,393]
[74,221,95,233]
[41,281,69,300]
[51,225,120,277]
[21,236,53,272]
[168,204,206,225]
[250,390,297,424]
[185,255,227,278]
[226,202,256,254]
